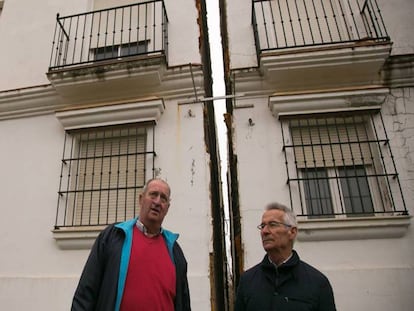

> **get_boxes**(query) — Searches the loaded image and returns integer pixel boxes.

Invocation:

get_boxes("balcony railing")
[252,0,389,55]
[49,0,168,71]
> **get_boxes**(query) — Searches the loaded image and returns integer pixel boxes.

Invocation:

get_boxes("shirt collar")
[136,219,163,237]
[268,253,293,267]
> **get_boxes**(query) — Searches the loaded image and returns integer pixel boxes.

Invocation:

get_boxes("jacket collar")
[261,249,300,271]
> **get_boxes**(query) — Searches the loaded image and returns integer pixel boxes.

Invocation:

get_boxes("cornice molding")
[0,84,66,120]
[269,88,389,117]
[0,63,204,120]
[55,98,165,129]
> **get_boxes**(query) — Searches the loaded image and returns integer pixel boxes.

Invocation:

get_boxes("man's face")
[260,209,297,252]
[139,180,171,227]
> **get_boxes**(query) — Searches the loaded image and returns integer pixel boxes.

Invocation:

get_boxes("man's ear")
[289,226,298,239]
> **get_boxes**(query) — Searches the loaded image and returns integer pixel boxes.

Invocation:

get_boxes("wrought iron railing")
[252,0,389,55]
[49,0,168,71]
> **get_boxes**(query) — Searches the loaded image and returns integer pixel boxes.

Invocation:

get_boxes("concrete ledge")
[52,226,106,249]
[269,88,388,117]
[297,215,411,241]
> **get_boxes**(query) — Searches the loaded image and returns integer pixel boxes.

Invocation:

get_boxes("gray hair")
[143,178,171,198]
[265,202,297,227]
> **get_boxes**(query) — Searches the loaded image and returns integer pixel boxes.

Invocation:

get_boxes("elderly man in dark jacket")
[72,178,191,311]
[235,202,336,311]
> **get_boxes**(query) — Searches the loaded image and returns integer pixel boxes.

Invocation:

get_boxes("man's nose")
[261,226,271,234]
[151,194,162,204]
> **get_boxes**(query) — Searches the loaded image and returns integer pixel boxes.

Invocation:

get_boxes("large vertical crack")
[197,0,230,310]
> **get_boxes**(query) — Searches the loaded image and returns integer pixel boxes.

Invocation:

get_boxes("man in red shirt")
[72,178,191,311]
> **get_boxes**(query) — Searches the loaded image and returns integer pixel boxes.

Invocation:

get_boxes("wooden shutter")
[291,121,372,168]
[74,127,146,225]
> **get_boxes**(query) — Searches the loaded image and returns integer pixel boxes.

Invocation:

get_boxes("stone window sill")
[52,226,106,250]
[297,215,411,241]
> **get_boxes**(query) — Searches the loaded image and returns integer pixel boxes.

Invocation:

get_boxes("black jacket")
[71,218,191,311]
[235,250,336,311]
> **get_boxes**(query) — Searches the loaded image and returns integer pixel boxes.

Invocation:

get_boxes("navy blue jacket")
[71,218,191,311]
[235,250,336,311]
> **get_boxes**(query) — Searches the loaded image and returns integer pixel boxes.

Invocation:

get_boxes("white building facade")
[222,0,414,310]
[0,0,228,310]
[1,0,413,310]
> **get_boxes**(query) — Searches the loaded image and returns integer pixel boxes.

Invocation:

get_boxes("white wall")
[224,0,257,69]
[155,102,213,310]
[0,115,86,310]
[224,0,414,69]
[0,0,88,91]
[0,0,212,310]
[230,99,414,310]
[0,0,201,92]
[0,102,213,310]
[378,0,414,55]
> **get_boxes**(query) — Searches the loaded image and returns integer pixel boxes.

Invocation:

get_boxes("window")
[55,122,155,228]
[93,41,148,61]
[302,168,333,218]
[281,110,407,219]
[89,0,156,62]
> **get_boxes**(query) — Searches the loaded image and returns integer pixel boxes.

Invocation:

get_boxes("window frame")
[55,122,155,229]
[52,99,164,249]
[281,110,407,220]
[299,165,376,219]
[91,40,149,61]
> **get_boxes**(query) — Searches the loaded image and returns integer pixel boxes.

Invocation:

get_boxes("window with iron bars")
[281,110,407,219]
[55,122,156,228]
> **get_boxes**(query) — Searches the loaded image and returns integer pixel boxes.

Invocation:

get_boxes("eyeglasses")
[257,221,292,230]
[147,191,170,204]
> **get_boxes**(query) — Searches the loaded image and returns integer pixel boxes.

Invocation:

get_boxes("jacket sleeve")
[71,230,107,311]
[234,275,246,311]
[318,277,337,311]
[173,242,192,311]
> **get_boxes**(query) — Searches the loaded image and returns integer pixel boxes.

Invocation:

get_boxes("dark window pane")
[120,41,148,57]
[302,168,334,218]
[94,45,119,60]
[339,166,374,216]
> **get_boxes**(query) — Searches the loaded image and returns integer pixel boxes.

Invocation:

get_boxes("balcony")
[47,0,169,104]
[252,0,392,91]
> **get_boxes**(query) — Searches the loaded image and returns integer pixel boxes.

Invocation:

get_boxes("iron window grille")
[55,122,156,229]
[281,110,408,218]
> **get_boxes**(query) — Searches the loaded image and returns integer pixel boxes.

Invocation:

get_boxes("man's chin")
[149,210,160,217]
[262,242,273,251]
